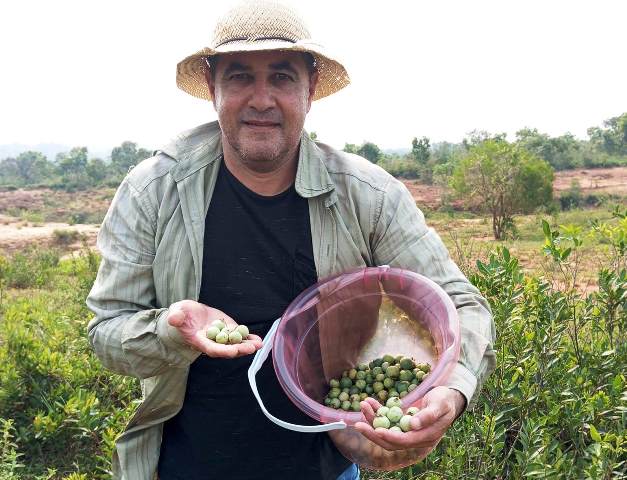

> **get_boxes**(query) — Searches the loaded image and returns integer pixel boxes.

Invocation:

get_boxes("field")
[0,168,625,479]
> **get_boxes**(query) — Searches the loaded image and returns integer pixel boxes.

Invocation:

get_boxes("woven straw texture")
[176,1,350,101]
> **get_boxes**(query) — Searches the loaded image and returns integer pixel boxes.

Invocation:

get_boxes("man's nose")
[248,78,275,111]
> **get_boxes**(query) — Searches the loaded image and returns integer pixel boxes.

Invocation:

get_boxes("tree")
[309,131,318,141]
[343,143,359,154]
[516,128,582,170]
[0,151,50,186]
[587,112,627,157]
[56,147,89,187]
[451,139,554,240]
[411,137,430,164]
[110,141,152,175]
[86,158,107,185]
[358,142,381,164]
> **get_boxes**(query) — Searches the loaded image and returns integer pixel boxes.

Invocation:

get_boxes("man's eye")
[274,73,293,82]
[229,73,251,81]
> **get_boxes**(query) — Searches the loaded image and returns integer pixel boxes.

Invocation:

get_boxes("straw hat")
[176,0,350,101]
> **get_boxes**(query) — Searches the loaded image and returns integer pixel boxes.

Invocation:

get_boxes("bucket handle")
[248,318,347,433]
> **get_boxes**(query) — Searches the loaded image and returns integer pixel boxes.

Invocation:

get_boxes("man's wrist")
[449,388,467,419]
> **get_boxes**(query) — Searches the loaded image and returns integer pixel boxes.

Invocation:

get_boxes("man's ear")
[307,70,319,110]
[204,67,216,102]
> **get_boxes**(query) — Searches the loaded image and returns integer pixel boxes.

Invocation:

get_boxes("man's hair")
[205,52,317,79]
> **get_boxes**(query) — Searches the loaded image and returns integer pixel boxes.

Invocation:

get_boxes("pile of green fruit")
[372,397,420,432]
[323,354,431,411]
[206,319,250,345]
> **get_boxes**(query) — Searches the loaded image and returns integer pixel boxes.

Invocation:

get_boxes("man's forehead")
[214,50,307,70]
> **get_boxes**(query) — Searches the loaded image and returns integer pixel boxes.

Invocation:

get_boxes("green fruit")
[374,373,384,383]
[349,387,360,395]
[411,378,419,385]
[356,371,366,380]
[377,390,389,402]
[394,355,404,364]
[329,379,340,388]
[365,385,374,394]
[408,384,417,392]
[342,370,348,378]
[372,382,384,393]
[339,392,349,402]
[390,426,403,433]
[351,401,361,412]
[341,401,351,411]
[324,397,331,405]
[373,416,391,429]
[407,406,420,416]
[211,319,226,331]
[215,331,229,344]
[386,396,402,409]
[342,388,350,394]
[372,358,383,368]
[228,330,243,344]
[399,391,408,398]
[340,377,353,389]
[350,394,361,403]
[330,398,341,409]
[415,370,425,381]
[206,326,220,340]
[359,393,368,401]
[235,325,249,338]
[381,362,389,372]
[376,406,390,417]
[358,363,368,371]
[355,379,366,390]
[386,406,403,423]
[348,369,357,380]
[365,374,374,384]
[417,362,431,373]
[386,365,400,379]
[399,415,413,432]
[400,357,415,370]
[382,354,395,364]
[399,370,413,382]
[388,390,399,398]
[329,388,341,399]
[422,373,429,381]
[383,377,395,389]
[372,366,382,376]
[396,381,409,393]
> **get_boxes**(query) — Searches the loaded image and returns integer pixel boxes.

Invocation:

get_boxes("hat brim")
[176,39,350,101]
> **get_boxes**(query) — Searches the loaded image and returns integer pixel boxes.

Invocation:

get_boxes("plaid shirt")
[86,121,496,480]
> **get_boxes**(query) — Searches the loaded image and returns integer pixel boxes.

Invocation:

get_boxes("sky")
[1,0,626,156]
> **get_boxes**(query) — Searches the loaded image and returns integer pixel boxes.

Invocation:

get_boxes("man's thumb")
[168,307,185,327]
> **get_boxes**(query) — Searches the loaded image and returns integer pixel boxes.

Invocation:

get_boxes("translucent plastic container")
[248,266,460,470]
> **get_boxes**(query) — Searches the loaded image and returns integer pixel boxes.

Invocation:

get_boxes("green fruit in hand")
[215,331,229,344]
[376,406,390,417]
[235,325,249,338]
[417,362,431,373]
[351,401,361,412]
[358,363,368,371]
[324,397,331,405]
[407,406,420,416]
[340,377,353,389]
[400,357,415,370]
[329,388,341,399]
[386,406,403,423]
[399,370,413,382]
[399,415,413,432]
[365,374,374,384]
[329,379,340,388]
[390,426,403,433]
[211,319,226,331]
[382,354,395,364]
[386,365,400,379]
[388,390,399,398]
[341,400,351,411]
[339,392,349,402]
[206,326,220,340]
[415,370,425,381]
[355,379,366,390]
[394,355,404,364]
[408,384,417,392]
[372,358,383,368]
[342,388,350,394]
[365,385,374,394]
[381,362,390,372]
[330,398,341,409]
[386,396,402,409]
[356,371,366,380]
[228,330,243,344]
[373,416,391,429]
[411,378,419,385]
[396,381,409,393]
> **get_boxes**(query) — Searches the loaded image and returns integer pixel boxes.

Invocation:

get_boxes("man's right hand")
[167,300,263,358]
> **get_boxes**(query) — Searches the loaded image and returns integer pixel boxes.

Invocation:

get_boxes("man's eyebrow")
[223,62,251,76]
[269,61,299,75]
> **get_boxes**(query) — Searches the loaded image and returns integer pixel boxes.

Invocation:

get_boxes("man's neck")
[222,145,299,197]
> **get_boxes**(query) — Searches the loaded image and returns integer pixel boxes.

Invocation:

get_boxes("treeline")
[0,142,152,191]
[345,112,627,182]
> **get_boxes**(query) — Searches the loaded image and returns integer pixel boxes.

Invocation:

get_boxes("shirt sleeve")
[371,177,496,411]
[85,177,200,379]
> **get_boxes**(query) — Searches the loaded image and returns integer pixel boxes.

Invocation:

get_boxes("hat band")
[215,36,297,48]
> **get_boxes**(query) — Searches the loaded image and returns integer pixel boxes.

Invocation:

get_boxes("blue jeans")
[337,463,360,480]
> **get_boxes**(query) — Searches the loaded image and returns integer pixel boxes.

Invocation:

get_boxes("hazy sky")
[1,0,626,154]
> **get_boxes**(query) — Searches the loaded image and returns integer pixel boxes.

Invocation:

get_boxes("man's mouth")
[242,120,280,128]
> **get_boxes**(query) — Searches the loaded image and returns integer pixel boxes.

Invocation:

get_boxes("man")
[86,1,496,479]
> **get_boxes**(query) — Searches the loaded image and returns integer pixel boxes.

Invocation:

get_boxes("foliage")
[451,139,554,239]
[516,128,583,171]
[344,141,383,164]
[588,113,627,157]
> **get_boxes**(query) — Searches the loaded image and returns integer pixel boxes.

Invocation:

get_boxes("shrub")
[53,229,80,246]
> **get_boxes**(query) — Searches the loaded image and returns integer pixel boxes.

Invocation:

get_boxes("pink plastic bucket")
[248,266,460,470]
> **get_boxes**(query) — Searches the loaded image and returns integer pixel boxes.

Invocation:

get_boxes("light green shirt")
[86,121,496,480]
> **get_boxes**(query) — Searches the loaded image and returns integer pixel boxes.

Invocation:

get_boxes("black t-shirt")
[158,159,351,480]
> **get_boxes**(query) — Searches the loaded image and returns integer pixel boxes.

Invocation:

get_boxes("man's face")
[206,50,318,173]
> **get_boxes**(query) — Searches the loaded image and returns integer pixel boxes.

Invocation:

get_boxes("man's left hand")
[354,387,466,456]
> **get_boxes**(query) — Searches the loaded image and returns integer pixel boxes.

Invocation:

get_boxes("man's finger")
[353,422,398,451]
[371,422,446,449]
[410,402,449,431]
